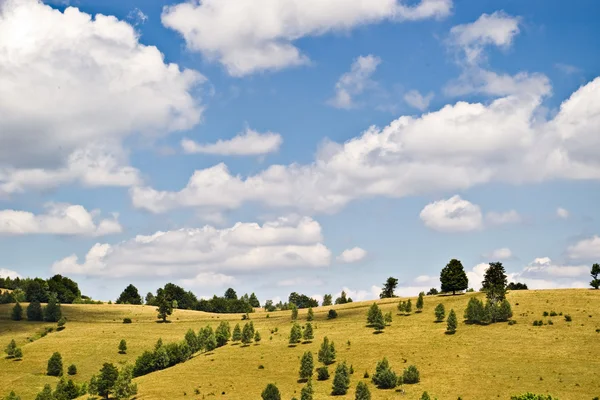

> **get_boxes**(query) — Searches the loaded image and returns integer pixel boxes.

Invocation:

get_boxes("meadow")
[1,289,599,399]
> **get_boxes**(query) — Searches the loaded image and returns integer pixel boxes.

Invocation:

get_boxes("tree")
[426,288,439,296]
[403,365,420,384]
[68,364,77,375]
[113,365,138,400]
[289,323,302,345]
[5,339,17,358]
[118,339,127,354]
[355,381,371,400]
[372,358,398,389]
[249,292,261,307]
[482,262,508,302]
[35,384,53,400]
[328,309,338,319]
[416,292,424,312]
[11,302,22,321]
[184,329,199,353]
[440,259,469,295]
[155,288,174,322]
[318,337,336,365]
[215,321,231,347]
[591,263,600,289]
[47,274,81,304]
[232,323,242,342]
[116,284,142,305]
[507,282,528,290]
[384,311,392,326]
[373,308,385,333]
[446,309,457,334]
[291,304,299,320]
[421,392,432,400]
[380,277,398,298]
[299,351,314,381]
[300,379,314,400]
[464,297,486,324]
[435,303,445,322]
[261,383,281,400]
[242,322,254,346]
[332,362,350,395]
[47,352,63,376]
[367,303,381,326]
[95,363,119,399]
[13,347,22,360]
[145,292,155,305]
[335,291,349,305]
[322,294,333,306]
[254,331,261,343]
[406,299,412,314]
[224,288,238,300]
[44,292,62,322]
[205,329,217,352]
[303,323,314,342]
[307,307,314,321]
[27,300,43,321]
[317,366,330,381]
[57,317,66,331]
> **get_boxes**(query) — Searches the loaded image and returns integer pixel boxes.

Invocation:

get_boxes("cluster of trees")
[289,322,313,345]
[4,339,23,360]
[289,292,319,309]
[366,303,386,332]
[195,288,257,314]
[132,337,194,377]
[10,292,63,323]
[0,275,82,304]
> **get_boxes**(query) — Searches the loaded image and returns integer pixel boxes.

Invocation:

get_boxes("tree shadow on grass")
[155,320,172,324]
[372,331,384,335]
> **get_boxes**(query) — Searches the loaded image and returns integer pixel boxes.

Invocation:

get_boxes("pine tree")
[367,303,380,326]
[11,302,22,321]
[249,292,261,308]
[291,304,299,321]
[13,347,22,360]
[373,308,385,333]
[300,379,314,400]
[446,309,457,334]
[4,339,17,358]
[27,300,43,321]
[590,263,600,289]
[35,384,53,400]
[299,351,314,381]
[185,328,200,352]
[318,337,336,365]
[47,352,63,376]
[254,331,261,343]
[464,297,485,324]
[303,323,314,342]
[405,299,412,314]
[205,329,217,352]
[434,303,445,322]
[307,307,314,321]
[96,363,119,399]
[155,289,174,322]
[322,294,333,306]
[113,365,138,400]
[372,358,398,389]
[440,258,469,295]
[421,392,431,400]
[68,364,77,375]
[261,383,281,400]
[43,292,62,322]
[332,362,350,395]
[397,301,406,315]
[482,262,508,302]
[355,381,371,400]
[118,339,127,354]
[232,323,242,342]
[242,322,253,346]
[416,292,424,312]
[215,321,231,347]
[384,311,392,326]
[289,323,302,345]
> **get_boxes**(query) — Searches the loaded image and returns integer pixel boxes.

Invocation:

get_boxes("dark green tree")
[289,323,302,345]
[317,366,330,381]
[47,275,80,304]
[380,277,398,298]
[328,309,338,319]
[402,365,420,384]
[590,263,600,289]
[434,303,445,322]
[116,284,142,305]
[367,303,381,326]
[215,321,231,347]
[291,304,299,321]
[13,347,22,360]
[300,379,313,400]
[254,331,261,343]
[35,384,53,400]
[118,339,127,354]
[303,323,314,342]
[155,288,174,322]
[185,328,200,352]
[299,351,314,381]
[4,391,20,400]
[322,294,333,306]
[482,262,507,302]
[144,292,155,305]
[355,381,371,400]
[331,362,350,395]
[335,291,349,305]
[420,392,432,400]
[43,292,62,322]
[232,323,242,342]
[47,352,63,376]
[372,358,398,389]
[25,278,49,303]
[4,339,17,358]
[68,364,77,375]
[446,309,457,334]
[440,259,469,295]
[373,308,385,333]
[318,337,336,365]
[95,363,119,399]
[406,298,412,314]
[11,302,22,321]
[242,322,254,346]
[416,292,424,312]
[57,317,66,331]
[307,307,314,321]
[261,383,281,400]
[249,292,260,307]
[224,288,238,300]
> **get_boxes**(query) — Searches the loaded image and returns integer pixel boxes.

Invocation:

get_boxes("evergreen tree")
[118,339,127,354]
[57,317,66,331]
[380,277,398,298]
[498,299,513,322]
[434,303,445,322]
[35,384,53,400]
[4,339,17,358]
[68,364,77,375]
[95,363,119,399]
[322,294,333,306]
[384,311,392,326]
[155,289,174,322]
[355,381,371,400]
[446,309,457,334]
[371,358,398,389]
[215,321,231,347]
[299,351,314,381]
[261,383,281,400]
[47,352,63,376]
[249,292,261,307]
[318,337,336,365]
[13,347,22,360]
[289,323,302,345]
[367,303,380,326]
[373,308,385,333]
[144,292,155,305]
[254,331,261,343]
[43,292,62,322]
[224,288,238,300]
[440,259,469,295]
[317,366,330,381]
[482,262,508,302]
[4,392,20,400]
[242,322,254,345]
[402,365,420,384]
[291,304,299,320]
[307,307,314,321]
[397,301,406,314]
[331,362,350,395]
[590,263,600,289]
[303,323,314,342]
[406,299,412,314]
[116,284,142,305]
[416,292,424,312]
[300,379,314,400]
[113,365,138,400]
[185,328,200,353]
[205,329,217,351]
[27,300,43,321]
[232,323,242,342]
[464,297,486,324]
[421,392,431,400]
[11,302,22,321]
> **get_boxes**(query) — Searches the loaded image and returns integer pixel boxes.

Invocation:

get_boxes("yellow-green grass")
[1,289,600,399]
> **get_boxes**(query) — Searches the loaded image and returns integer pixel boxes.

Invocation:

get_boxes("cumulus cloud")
[404,90,434,111]
[556,207,569,219]
[485,210,522,226]
[419,195,483,232]
[0,268,21,279]
[336,247,367,263]
[0,0,203,194]
[509,257,589,289]
[161,0,452,76]
[328,55,381,109]
[52,216,332,278]
[182,128,282,156]
[567,235,600,260]
[180,272,236,288]
[0,203,121,236]
[335,285,381,302]
[483,247,513,260]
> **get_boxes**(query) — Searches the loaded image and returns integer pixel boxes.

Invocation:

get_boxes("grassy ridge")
[1,289,599,399]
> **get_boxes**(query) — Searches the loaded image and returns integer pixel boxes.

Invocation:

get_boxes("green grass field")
[1,289,600,399]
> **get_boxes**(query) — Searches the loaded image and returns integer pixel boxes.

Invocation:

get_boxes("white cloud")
[336,247,367,263]
[0,203,121,236]
[277,277,324,287]
[127,7,148,25]
[555,63,581,75]
[0,268,21,279]
[0,0,203,194]
[485,210,522,226]
[180,272,236,288]
[52,216,331,278]
[419,195,483,232]
[161,0,452,76]
[567,235,600,260]
[466,263,489,290]
[509,257,589,289]
[445,68,551,98]
[483,247,513,260]
[335,285,381,302]
[404,90,434,111]
[328,55,381,109]
[556,207,569,219]
[182,128,282,156]
[131,76,600,215]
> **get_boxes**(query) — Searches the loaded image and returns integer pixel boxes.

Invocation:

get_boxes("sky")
[0,0,599,303]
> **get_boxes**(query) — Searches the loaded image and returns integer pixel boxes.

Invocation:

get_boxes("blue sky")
[0,0,599,303]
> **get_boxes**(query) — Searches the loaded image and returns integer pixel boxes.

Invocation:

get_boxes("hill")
[1,289,599,399]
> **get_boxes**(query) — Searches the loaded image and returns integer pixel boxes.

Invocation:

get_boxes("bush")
[543,311,548,317]
[261,383,281,400]
[403,365,420,384]
[119,339,127,354]
[355,381,371,400]
[548,320,554,325]
[564,315,572,322]
[300,379,313,400]
[510,393,558,400]
[4,339,17,358]
[371,358,398,389]
[47,352,63,376]
[57,317,66,331]
[549,311,557,317]
[464,297,485,324]
[123,318,132,324]
[13,347,23,360]
[67,364,77,375]
[317,366,330,381]
[328,309,338,319]
[508,320,517,325]
[427,288,439,295]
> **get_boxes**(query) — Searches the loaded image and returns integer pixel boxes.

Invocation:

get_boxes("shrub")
[510,393,558,400]
[331,362,350,395]
[303,323,314,342]
[291,304,299,321]
[464,297,486,324]
[543,311,549,317]
[367,303,381,326]
[427,288,439,295]
[328,309,338,319]
[548,320,554,325]
[67,364,77,375]
[11,302,23,321]
[416,292,424,312]
[384,311,393,325]
[564,315,572,322]
[403,365,420,384]
[4,392,20,400]
[434,303,445,322]
[318,337,336,365]
[43,293,62,322]
[549,311,557,317]
[307,307,314,321]
[119,339,127,354]
[57,317,66,331]
[261,383,281,400]
[4,339,17,358]
[47,352,63,376]
[123,318,132,324]
[371,358,398,389]
[13,347,22,360]
[508,320,517,325]
[254,331,262,343]
[421,393,431,400]
[363,371,369,378]
[317,366,329,381]
[446,309,457,334]
[355,381,371,400]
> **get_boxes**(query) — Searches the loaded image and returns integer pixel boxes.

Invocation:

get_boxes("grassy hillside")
[1,289,599,399]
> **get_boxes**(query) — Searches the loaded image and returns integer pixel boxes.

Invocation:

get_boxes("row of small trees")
[9,293,62,322]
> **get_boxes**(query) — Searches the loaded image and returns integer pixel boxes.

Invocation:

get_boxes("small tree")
[434,303,445,322]
[43,292,62,322]
[416,292,424,312]
[68,364,77,375]
[384,311,392,326]
[289,323,302,345]
[322,294,333,306]
[291,304,299,321]
[232,323,242,342]
[403,365,420,384]
[11,302,22,321]
[155,289,174,322]
[440,259,469,295]
[380,277,398,298]
[421,392,432,400]
[27,300,44,321]
[118,339,127,354]
[372,358,398,389]
[254,331,261,343]
[249,292,261,307]
[116,284,142,305]
[4,392,20,400]
[590,263,600,289]
[464,297,486,324]
[405,299,412,314]
[216,321,231,347]
[373,308,385,333]
[205,329,217,351]
[242,322,254,346]
[317,366,330,380]
[57,317,66,331]
[446,309,457,334]
[299,351,314,381]
[318,336,336,365]
[355,381,371,400]
[113,365,138,400]
[185,328,200,352]
[332,362,350,395]
[35,384,53,400]
[367,303,380,326]
[4,339,17,358]
[95,363,119,399]
[307,307,314,321]
[261,383,281,400]
[482,262,508,302]
[13,347,23,360]
[328,309,338,319]
[47,352,63,376]
[303,323,314,342]
[300,379,314,400]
